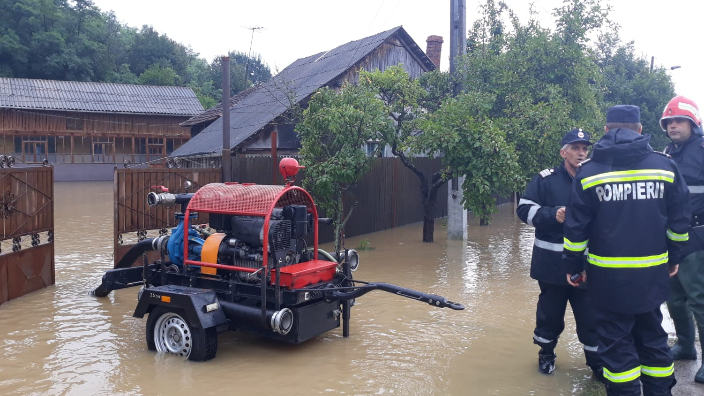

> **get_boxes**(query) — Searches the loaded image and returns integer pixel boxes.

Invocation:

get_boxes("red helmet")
[660,95,703,134]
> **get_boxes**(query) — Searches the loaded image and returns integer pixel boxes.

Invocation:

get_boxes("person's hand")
[567,271,586,287]
[556,207,565,223]
[669,264,679,277]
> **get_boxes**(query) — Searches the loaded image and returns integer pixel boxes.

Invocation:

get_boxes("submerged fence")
[0,166,54,306]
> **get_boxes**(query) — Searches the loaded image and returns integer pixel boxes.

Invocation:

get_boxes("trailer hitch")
[326,282,465,310]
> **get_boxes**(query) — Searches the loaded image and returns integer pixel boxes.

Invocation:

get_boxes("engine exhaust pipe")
[219,301,294,335]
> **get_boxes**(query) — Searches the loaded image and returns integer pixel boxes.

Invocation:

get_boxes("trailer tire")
[146,306,218,362]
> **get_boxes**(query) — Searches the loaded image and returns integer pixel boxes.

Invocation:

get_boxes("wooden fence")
[0,166,54,306]
[113,157,449,265]
[113,168,221,266]
[112,155,528,267]
[227,156,448,242]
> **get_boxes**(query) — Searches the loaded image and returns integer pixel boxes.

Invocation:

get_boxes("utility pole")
[243,26,264,87]
[222,56,232,182]
[448,0,468,240]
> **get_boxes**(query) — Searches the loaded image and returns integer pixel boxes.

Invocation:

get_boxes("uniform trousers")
[667,250,704,330]
[534,281,599,367]
[593,306,675,396]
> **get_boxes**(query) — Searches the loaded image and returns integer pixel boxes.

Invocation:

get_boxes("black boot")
[534,336,558,374]
[538,351,556,374]
[668,308,697,360]
[696,325,704,384]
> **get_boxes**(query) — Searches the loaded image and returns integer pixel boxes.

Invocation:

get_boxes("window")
[66,117,84,131]
[366,142,379,157]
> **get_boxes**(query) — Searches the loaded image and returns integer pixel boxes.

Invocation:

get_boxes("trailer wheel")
[146,306,218,361]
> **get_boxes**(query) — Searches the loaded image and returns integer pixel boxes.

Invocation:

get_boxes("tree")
[0,0,273,106]
[462,0,678,181]
[361,66,452,242]
[209,51,271,97]
[594,32,676,150]
[138,64,180,86]
[363,66,521,238]
[297,83,392,251]
[461,0,607,184]
[420,92,522,225]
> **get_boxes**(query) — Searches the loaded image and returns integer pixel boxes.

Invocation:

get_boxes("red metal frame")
[182,184,319,275]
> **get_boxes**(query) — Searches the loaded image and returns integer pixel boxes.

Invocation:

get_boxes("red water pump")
[93,158,463,361]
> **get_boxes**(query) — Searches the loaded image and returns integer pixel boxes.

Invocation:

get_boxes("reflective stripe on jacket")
[564,129,690,314]
[517,164,573,285]
[665,135,704,255]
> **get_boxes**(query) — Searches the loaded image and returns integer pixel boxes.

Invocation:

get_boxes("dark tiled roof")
[0,77,204,116]
[180,85,258,126]
[172,26,434,157]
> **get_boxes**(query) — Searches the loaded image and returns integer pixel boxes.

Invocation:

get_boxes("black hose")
[115,238,156,269]
[91,238,159,297]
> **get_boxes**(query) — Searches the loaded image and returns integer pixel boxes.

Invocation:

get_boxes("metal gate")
[0,166,54,306]
[114,167,221,267]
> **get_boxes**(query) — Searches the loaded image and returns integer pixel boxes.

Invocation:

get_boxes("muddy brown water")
[0,182,682,396]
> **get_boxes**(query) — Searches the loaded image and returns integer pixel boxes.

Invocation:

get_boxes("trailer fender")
[133,285,227,330]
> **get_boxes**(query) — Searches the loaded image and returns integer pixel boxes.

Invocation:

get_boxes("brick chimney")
[426,35,444,69]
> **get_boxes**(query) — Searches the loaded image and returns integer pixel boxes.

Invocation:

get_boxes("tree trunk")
[480,203,490,226]
[422,200,436,243]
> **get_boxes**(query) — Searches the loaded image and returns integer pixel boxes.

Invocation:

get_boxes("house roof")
[179,85,258,126]
[0,77,204,116]
[172,26,434,158]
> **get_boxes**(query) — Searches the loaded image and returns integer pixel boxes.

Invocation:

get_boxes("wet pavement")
[0,182,701,395]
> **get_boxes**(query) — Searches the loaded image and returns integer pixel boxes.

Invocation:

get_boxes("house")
[173,26,442,162]
[0,78,204,181]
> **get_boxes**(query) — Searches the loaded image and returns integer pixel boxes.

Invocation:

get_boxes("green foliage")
[209,51,272,97]
[362,65,521,233]
[361,66,454,241]
[461,0,607,187]
[420,92,522,224]
[360,66,426,155]
[0,0,272,105]
[106,63,138,84]
[138,64,180,86]
[463,0,678,183]
[297,83,392,250]
[356,238,375,251]
[594,32,676,150]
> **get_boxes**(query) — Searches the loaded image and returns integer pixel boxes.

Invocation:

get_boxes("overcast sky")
[92,0,703,123]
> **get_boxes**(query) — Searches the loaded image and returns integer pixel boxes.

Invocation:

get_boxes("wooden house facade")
[173,26,439,162]
[0,78,203,181]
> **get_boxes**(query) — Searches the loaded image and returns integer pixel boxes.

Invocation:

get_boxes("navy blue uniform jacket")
[563,129,691,314]
[517,164,573,285]
[666,134,704,256]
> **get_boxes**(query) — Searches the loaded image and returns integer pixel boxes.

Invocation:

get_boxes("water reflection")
[0,186,663,395]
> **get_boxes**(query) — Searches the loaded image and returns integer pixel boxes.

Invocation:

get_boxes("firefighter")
[661,95,704,384]
[564,105,691,396]
[517,128,601,378]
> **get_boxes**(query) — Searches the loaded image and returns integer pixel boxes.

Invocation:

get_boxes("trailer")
[92,158,463,361]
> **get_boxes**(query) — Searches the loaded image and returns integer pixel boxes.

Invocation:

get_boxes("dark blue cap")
[561,128,592,146]
[606,105,641,123]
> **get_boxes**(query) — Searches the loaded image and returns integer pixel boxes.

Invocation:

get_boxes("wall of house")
[339,39,428,84]
[240,123,299,155]
[0,109,190,175]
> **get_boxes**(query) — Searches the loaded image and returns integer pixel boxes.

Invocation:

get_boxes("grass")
[356,238,376,251]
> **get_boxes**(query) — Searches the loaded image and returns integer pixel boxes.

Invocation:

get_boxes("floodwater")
[0,182,685,396]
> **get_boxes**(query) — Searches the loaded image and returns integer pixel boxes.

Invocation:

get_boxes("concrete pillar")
[447,175,467,239]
